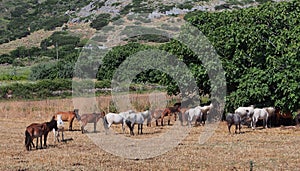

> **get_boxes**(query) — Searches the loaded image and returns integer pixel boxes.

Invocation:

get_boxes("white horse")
[125,110,152,135]
[198,103,213,115]
[103,110,134,134]
[252,108,269,129]
[184,106,203,127]
[263,107,276,127]
[53,114,64,142]
[235,105,254,125]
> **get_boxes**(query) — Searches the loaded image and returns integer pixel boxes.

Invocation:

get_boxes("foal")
[80,111,105,133]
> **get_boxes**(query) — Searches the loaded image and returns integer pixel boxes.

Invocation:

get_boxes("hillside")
[0,0,283,51]
[0,0,299,113]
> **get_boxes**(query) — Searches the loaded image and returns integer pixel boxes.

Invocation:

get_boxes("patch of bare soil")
[0,116,299,170]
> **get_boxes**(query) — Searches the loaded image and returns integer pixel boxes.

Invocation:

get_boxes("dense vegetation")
[0,0,93,44]
[185,0,300,112]
[0,0,299,114]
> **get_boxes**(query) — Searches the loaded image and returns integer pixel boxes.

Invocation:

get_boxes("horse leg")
[94,122,97,133]
[81,121,87,134]
[179,112,183,126]
[62,130,64,141]
[121,121,126,134]
[161,115,164,126]
[156,119,158,126]
[235,124,238,134]
[138,124,140,135]
[168,113,171,125]
[30,138,35,149]
[141,124,143,134]
[43,132,48,147]
[228,124,232,134]
[69,118,74,131]
[131,124,135,136]
[264,118,268,129]
[174,112,177,121]
[39,135,43,149]
[56,131,60,142]
[36,137,39,149]
[252,117,256,130]
[53,129,56,143]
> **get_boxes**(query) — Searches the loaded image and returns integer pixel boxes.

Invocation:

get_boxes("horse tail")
[103,116,109,129]
[25,130,31,150]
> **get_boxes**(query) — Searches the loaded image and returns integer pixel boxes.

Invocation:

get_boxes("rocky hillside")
[0,0,285,46]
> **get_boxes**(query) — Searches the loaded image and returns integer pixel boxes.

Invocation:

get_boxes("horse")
[184,106,203,127]
[54,109,80,131]
[251,108,268,129]
[103,110,134,134]
[226,113,241,134]
[263,107,276,127]
[125,110,152,135]
[150,109,163,126]
[79,111,105,133]
[235,105,254,126]
[275,108,294,126]
[53,114,64,142]
[160,105,181,126]
[198,103,213,115]
[25,116,58,151]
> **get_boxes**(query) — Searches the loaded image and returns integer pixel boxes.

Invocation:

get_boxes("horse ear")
[52,116,56,120]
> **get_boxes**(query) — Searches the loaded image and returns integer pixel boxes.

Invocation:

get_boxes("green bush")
[90,13,111,30]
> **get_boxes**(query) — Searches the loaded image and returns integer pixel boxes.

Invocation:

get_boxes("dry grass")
[0,30,55,55]
[0,94,299,170]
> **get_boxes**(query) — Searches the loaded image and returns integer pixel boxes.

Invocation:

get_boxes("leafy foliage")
[185,0,300,112]
[96,42,151,80]
[0,0,93,44]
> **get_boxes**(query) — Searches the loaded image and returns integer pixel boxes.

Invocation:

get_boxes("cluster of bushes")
[0,31,81,64]
[90,13,112,30]
[0,79,111,100]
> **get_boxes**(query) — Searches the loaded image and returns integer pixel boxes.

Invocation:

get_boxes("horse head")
[47,117,58,131]
[74,109,81,121]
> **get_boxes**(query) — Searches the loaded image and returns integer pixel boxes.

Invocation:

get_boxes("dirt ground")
[1,115,299,171]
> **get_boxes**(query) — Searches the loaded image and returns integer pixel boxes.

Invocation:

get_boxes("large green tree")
[184,0,300,112]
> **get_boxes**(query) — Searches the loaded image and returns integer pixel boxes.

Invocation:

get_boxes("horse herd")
[24,103,300,151]
[226,105,300,134]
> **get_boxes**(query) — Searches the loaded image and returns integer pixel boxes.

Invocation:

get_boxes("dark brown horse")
[275,108,294,126]
[54,109,79,131]
[25,116,58,151]
[79,111,105,133]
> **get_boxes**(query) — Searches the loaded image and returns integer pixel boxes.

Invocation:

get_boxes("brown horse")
[160,104,181,126]
[275,108,294,126]
[79,111,105,133]
[25,116,58,151]
[54,109,79,131]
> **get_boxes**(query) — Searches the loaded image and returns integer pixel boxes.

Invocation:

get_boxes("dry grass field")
[0,94,299,170]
